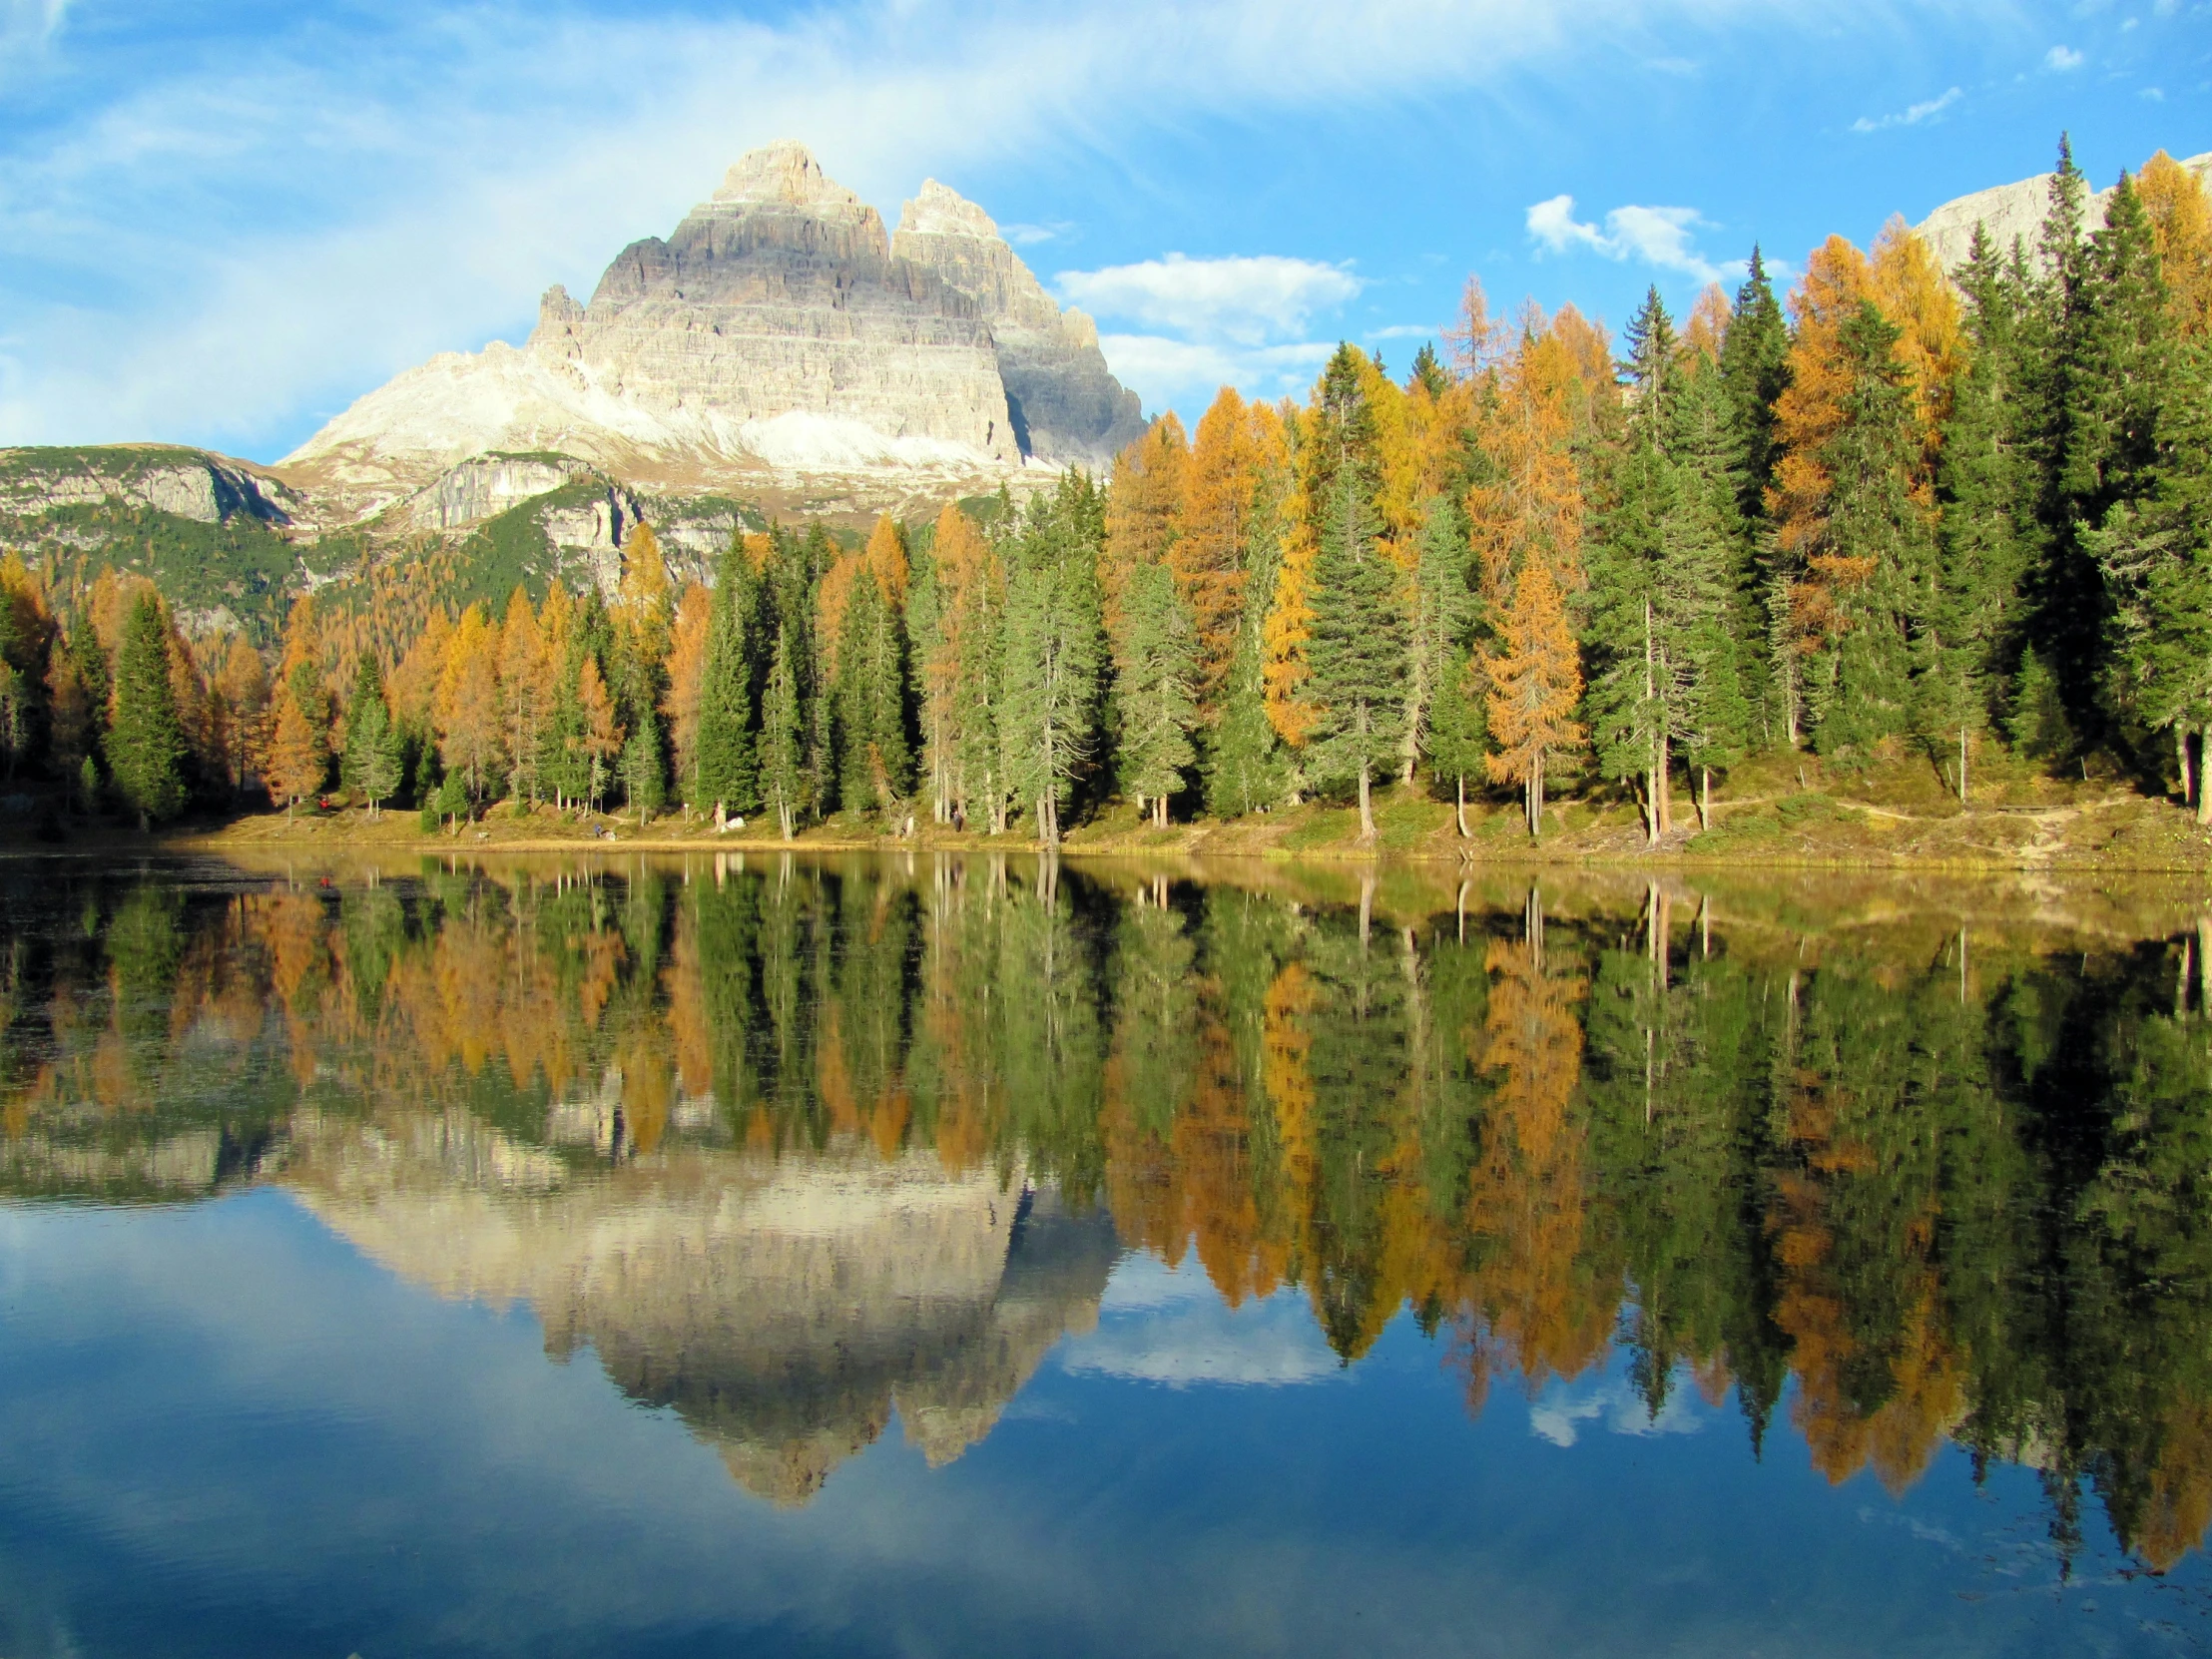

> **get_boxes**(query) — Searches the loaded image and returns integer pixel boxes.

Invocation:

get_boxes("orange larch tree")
[1102,412,1189,662]
[664,580,712,806]
[435,604,504,804]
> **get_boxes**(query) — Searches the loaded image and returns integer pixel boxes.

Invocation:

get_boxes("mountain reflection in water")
[5,851,2212,1578]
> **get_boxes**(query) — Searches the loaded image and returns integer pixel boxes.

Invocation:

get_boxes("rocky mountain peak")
[712,139,860,212]
[898,179,1000,241]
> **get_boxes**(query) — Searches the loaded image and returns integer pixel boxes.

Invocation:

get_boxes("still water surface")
[5,852,2212,1656]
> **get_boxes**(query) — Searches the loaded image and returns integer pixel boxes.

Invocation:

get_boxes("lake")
[3,850,2212,1656]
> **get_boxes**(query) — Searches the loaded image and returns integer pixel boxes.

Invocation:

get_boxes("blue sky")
[0,0,2205,464]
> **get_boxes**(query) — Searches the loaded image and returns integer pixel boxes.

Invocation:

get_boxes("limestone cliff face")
[280,143,1142,517]
[1917,151,2212,271]
[0,444,300,529]
[891,181,1146,467]
[280,1107,1117,1505]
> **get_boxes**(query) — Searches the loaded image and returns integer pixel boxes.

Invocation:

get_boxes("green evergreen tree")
[832,567,912,817]
[1001,473,1106,846]
[1719,246,1791,519]
[1303,467,1409,841]
[762,624,805,839]
[107,593,187,828]
[1923,225,2036,796]
[338,655,385,798]
[2067,175,2179,750]
[1116,560,1199,825]
[2088,336,2212,812]
[694,541,759,815]
[621,705,666,827]
[1424,642,1487,835]
[1403,494,1475,786]
[1804,302,1938,762]
[1409,340,1450,399]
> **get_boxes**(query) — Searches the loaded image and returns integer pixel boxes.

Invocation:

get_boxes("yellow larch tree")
[434,604,504,803]
[1176,387,1258,708]
[1682,282,1731,364]
[862,513,909,609]
[1102,412,1189,661]
[664,580,712,804]
[919,502,997,821]
[213,636,270,790]
[497,587,552,804]
[2139,150,2212,336]
[389,609,453,740]
[1867,216,1965,476]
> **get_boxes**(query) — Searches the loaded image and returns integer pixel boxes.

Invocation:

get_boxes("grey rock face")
[891,180,1146,467]
[1916,150,2212,272]
[281,143,1142,509]
[0,445,298,528]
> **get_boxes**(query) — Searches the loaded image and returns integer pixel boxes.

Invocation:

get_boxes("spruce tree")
[1302,468,1409,841]
[338,655,386,799]
[1116,561,1199,826]
[2088,335,2212,812]
[621,706,666,827]
[1403,494,1475,785]
[694,541,759,816]
[832,567,912,816]
[1001,473,1105,846]
[1719,246,1791,518]
[1804,302,1937,762]
[347,694,402,818]
[1424,642,1487,835]
[108,593,187,828]
[1923,225,2035,796]
[762,624,805,840]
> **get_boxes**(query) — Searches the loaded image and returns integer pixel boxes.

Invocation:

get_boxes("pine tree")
[108,593,187,828]
[1409,341,1450,399]
[338,654,386,799]
[1001,473,1105,847]
[694,540,759,817]
[1204,471,1295,820]
[1923,225,2035,797]
[762,624,805,839]
[1425,642,1487,835]
[622,705,666,827]
[1403,494,1475,788]
[1300,466,1409,840]
[1803,302,1938,761]
[1117,561,1199,825]
[1719,246,1792,519]
[833,567,911,816]
[347,693,402,818]
[2087,335,2212,813]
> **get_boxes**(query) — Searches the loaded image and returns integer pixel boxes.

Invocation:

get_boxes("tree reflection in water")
[3,852,2211,1567]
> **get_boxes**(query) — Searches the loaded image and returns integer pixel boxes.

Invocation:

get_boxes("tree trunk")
[1699,766,1711,832]
[1643,768,1657,847]
[1454,774,1467,838]
[1656,731,1672,836]
[1154,796,1168,830]
[2196,730,2211,826]
[1358,761,1374,841]
[1959,726,1969,805]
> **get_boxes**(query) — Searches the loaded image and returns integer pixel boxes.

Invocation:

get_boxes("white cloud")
[1094,334,1334,411]
[1000,221,1072,247]
[0,0,1874,456]
[1057,254,1362,347]
[1061,1255,1346,1386]
[2142,85,2165,100]
[1851,85,1962,132]
[1525,194,1736,283]
[2045,43,2085,68]
[1365,322,1439,340]
[1529,1375,1710,1447]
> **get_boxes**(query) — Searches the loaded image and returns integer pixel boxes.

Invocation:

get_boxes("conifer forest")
[4,141,2211,850]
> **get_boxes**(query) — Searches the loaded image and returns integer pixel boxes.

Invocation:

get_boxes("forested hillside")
[1,140,2208,852]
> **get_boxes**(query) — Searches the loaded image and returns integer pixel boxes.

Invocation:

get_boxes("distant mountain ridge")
[280,142,1145,522]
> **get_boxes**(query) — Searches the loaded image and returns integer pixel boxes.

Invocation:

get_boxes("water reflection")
[4,853,2212,1573]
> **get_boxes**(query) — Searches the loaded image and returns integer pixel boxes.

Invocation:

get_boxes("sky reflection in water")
[1,852,2211,1657]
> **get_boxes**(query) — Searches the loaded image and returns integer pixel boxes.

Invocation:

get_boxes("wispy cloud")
[1058,254,1361,346]
[0,0,1967,455]
[1000,221,1073,247]
[2045,44,2084,69]
[1525,195,1737,284]
[1851,85,1962,133]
